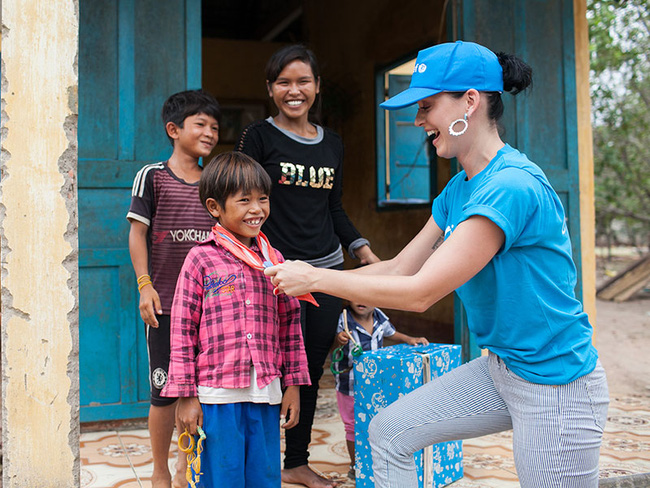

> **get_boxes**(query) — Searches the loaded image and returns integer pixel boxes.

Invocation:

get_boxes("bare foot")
[172,469,187,488]
[282,465,338,488]
[173,455,188,488]
[150,472,172,488]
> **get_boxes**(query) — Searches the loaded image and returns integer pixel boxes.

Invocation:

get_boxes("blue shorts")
[197,402,281,488]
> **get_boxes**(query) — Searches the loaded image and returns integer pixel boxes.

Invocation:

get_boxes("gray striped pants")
[368,352,609,487]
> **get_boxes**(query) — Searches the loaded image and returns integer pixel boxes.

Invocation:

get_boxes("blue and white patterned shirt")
[332,307,396,395]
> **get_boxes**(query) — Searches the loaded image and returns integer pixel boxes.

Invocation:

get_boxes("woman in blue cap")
[265,40,609,487]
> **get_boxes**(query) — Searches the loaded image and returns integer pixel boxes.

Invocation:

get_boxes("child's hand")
[280,386,300,430]
[407,336,429,346]
[335,330,350,347]
[139,285,163,327]
[178,397,203,435]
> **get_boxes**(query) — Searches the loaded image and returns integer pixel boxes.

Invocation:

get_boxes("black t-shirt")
[236,120,363,261]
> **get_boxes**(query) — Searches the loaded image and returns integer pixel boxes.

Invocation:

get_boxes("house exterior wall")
[202,0,595,340]
[1,0,80,485]
[0,4,594,471]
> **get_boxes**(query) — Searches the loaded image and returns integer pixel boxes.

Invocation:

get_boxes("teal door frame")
[79,0,202,422]
[450,0,583,362]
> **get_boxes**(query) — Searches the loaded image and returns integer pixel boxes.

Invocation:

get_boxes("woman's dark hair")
[450,52,532,124]
[265,44,320,84]
[265,44,322,123]
[199,151,272,211]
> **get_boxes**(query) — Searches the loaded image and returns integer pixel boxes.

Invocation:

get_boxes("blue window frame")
[376,58,437,208]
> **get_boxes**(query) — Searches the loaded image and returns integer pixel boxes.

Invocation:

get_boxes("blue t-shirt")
[432,144,597,385]
[332,307,396,395]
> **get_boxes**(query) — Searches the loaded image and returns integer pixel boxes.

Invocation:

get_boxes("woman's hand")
[355,245,380,265]
[265,260,318,297]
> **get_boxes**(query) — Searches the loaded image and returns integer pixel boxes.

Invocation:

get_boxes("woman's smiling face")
[414,93,467,160]
[267,60,320,123]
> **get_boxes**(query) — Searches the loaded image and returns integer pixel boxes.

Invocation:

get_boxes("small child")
[161,151,310,488]
[127,89,220,488]
[332,301,428,479]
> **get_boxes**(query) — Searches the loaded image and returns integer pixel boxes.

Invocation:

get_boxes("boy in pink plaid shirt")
[162,152,310,487]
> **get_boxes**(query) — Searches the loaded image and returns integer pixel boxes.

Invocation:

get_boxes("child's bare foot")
[282,465,338,488]
[172,469,186,488]
[150,472,172,488]
[172,456,187,488]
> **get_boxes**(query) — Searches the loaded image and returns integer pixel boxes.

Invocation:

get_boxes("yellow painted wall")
[1,0,79,485]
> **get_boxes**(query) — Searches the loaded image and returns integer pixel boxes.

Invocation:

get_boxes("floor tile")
[81,388,650,488]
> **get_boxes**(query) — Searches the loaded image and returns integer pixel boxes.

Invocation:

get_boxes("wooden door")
[452,0,583,360]
[78,0,201,421]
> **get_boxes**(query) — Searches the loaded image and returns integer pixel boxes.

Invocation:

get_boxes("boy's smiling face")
[206,189,270,247]
[170,113,219,158]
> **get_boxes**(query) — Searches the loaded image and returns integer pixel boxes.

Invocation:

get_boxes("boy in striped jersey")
[126,89,220,488]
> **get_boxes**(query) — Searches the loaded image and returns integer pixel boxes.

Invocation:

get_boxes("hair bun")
[496,52,533,95]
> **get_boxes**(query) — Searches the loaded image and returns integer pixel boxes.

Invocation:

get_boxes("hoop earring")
[448,113,468,136]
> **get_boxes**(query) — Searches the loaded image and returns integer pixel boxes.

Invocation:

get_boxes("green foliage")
[588,0,650,247]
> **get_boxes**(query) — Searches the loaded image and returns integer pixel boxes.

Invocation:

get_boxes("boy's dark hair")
[199,151,272,211]
[161,89,221,146]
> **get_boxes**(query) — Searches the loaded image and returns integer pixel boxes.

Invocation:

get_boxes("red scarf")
[212,224,318,307]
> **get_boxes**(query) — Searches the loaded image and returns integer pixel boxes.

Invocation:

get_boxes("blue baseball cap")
[381,41,504,110]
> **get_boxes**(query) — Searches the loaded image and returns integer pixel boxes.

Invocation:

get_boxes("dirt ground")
[596,297,650,395]
[595,250,650,396]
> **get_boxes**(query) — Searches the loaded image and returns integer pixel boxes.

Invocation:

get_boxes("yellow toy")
[178,426,206,488]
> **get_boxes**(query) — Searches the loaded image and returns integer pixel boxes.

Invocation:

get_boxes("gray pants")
[368,353,609,487]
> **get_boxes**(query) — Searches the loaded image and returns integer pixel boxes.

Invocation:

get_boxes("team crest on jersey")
[151,367,167,389]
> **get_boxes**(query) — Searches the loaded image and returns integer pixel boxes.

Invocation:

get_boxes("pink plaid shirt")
[161,234,310,398]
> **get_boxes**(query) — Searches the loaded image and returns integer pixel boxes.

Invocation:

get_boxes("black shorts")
[146,314,178,407]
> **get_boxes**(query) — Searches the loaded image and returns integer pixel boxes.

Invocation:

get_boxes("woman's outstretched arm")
[266,215,504,312]
[346,216,444,277]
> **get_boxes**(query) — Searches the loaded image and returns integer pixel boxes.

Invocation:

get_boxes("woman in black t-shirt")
[237,44,379,487]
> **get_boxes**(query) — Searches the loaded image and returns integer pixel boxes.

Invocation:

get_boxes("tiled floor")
[81,379,650,488]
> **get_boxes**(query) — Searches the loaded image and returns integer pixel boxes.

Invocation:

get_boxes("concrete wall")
[1,0,80,486]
